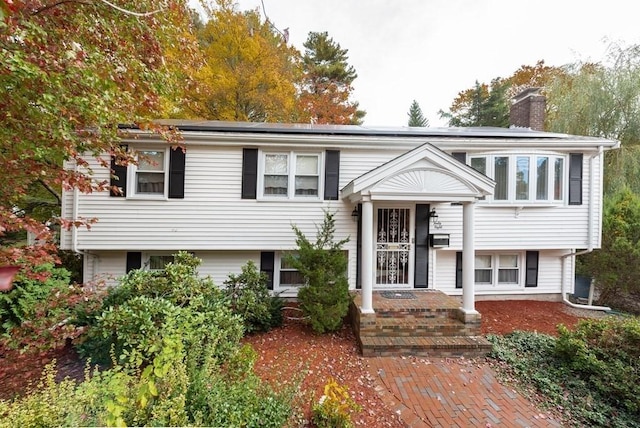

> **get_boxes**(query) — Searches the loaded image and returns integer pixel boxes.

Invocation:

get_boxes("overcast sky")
[193,0,640,126]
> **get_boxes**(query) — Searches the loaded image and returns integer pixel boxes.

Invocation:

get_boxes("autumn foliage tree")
[439,78,510,127]
[440,60,565,128]
[0,0,198,273]
[188,0,302,122]
[299,31,365,125]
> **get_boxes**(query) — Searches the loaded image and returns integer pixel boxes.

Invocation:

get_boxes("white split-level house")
[60,94,619,316]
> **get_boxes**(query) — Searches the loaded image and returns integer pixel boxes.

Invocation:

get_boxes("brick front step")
[359,335,493,358]
[360,317,472,337]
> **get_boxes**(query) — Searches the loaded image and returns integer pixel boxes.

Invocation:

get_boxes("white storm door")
[375,207,414,287]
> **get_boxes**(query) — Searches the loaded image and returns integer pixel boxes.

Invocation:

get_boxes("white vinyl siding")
[60,135,603,299]
[64,146,598,253]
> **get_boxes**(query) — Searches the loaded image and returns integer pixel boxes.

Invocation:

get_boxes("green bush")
[0,364,81,428]
[223,260,284,333]
[78,252,243,368]
[0,264,71,333]
[1,252,299,427]
[579,188,640,313]
[0,263,102,352]
[287,210,351,333]
[0,338,191,427]
[0,340,297,427]
[188,345,296,427]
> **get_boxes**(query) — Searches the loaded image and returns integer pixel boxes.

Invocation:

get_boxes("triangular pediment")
[342,143,494,202]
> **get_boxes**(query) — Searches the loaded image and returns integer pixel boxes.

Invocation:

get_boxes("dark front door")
[414,204,430,288]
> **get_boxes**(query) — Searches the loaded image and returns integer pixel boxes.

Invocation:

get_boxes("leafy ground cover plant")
[488,317,640,427]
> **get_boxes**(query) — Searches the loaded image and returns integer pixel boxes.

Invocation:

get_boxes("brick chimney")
[509,87,545,131]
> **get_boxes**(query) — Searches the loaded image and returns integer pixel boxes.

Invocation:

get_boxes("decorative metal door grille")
[376,208,411,285]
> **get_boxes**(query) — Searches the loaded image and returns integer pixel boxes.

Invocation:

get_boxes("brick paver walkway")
[367,356,563,427]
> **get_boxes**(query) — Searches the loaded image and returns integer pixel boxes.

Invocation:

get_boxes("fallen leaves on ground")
[0,300,603,426]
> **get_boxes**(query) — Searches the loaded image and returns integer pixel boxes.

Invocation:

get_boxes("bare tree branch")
[33,0,164,17]
[37,179,62,206]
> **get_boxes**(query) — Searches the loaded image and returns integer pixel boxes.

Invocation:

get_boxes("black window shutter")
[168,147,186,199]
[260,251,275,290]
[126,252,142,273]
[110,145,128,197]
[525,251,539,287]
[355,204,362,289]
[452,152,467,164]
[242,148,258,199]
[414,204,430,288]
[455,251,463,289]
[569,153,583,205]
[324,150,340,200]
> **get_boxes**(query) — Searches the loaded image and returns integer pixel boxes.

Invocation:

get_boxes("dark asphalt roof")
[120,119,584,139]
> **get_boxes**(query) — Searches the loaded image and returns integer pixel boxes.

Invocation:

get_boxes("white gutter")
[561,146,610,312]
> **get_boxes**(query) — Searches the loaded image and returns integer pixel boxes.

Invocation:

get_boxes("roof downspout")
[71,164,79,254]
[561,146,610,311]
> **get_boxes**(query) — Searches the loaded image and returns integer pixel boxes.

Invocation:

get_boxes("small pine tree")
[286,210,351,333]
[407,100,429,127]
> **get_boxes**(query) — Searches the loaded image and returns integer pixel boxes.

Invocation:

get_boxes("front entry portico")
[341,143,495,316]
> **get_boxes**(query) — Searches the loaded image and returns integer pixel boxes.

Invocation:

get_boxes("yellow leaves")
[312,377,362,427]
[187,3,301,122]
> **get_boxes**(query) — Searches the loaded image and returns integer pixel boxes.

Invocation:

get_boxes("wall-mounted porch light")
[351,206,360,222]
[428,208,442,229]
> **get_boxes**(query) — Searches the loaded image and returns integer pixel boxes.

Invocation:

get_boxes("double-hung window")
[148,255,174,270]
[264,154,289,196]
[475,255,493,284]
[262,152,320,198]
[470,154,565,203]
[132,149,168,197]
[498,255,519,284]
[279,254,305,288]
[475,253,521,286]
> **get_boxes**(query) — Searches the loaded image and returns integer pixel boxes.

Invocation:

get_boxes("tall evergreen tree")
[439,79,509,127]
[407,100,429,127]
[299,31,366,125]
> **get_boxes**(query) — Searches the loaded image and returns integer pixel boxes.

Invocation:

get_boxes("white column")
[360,197,374,313]
[462,201,478,313]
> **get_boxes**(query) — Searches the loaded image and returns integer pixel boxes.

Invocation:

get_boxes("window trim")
[474,252,523,287]
[142,252,175,271]
[469,153,566,204]
[128,148,170,199]
[276,252,306,290]
[258,150,324,200]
